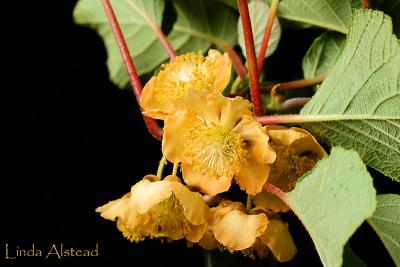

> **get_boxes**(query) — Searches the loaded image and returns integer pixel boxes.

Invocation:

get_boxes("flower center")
[155,53,216,104]
[184,124,248,177]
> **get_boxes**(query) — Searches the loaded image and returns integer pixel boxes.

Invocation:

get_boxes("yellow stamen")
[184,124,248,177]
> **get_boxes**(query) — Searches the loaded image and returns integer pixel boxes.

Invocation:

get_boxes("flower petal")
[235,157,271,195]
[205,49,232,92]
[174,90,220,125]
[95,193,131,221]
[233,116,276,164]
[130,179,173,214]
[253,190,289,213]
[259,219,297,262]
[198,230,218,250]
[181,163,232,196]
[171,182,209,225]
[162,111,202,163]
[211,209,268,250]
[186,222,208,243]
[140,76,174,120]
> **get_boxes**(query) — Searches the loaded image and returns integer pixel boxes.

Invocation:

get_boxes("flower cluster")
[97,50,326,262]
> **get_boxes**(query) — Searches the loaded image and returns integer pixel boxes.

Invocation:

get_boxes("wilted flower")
[199,201,268,251]
[140,50,231,120]
[264,125,327,192]
[96,175,209,243]
[162,90,276,196]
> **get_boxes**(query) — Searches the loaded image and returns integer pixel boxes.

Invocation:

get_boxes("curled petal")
[205,49,232,92]
[171,181,209,225]
[259,219,297,262]
[95,193,131,221]
[186,222,208,243]
[181,163,232,196]
[253,190,289,213]
[162,111,202,163]
[130,179,172,214]
[233,116,276,164]
[198,230,218,250]
[211,209,268,250]
[235,157,271,195]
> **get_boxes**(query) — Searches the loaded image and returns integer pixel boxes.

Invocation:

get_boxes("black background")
[2,0,398,266]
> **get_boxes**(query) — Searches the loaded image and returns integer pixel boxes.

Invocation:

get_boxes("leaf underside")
[286,147,376,267]
[300,10,400,182]
[367,194,400,266]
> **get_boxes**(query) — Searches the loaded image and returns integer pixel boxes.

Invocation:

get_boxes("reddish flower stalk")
[237,0,263,116]
[262,74,326,92]
[102,0,163,140]
[263,183,288,203]
[362,0,369,9]
[224,46,247,80]
[257,0,279,71]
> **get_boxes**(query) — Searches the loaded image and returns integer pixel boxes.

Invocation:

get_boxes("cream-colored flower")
[200,201,268,251]
[162,90,276,196]
[198,201,296,262]
[96,175,209,243]
[264,125,327,192]
[140,49,231,120]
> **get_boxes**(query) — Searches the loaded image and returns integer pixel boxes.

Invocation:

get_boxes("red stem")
[225,46,247,80]
[263,183,288,203]
[257,0,279,71]
[362,0,368,9]
[257,114,302,124]
[237,0,263,116]
[102,0,163,140]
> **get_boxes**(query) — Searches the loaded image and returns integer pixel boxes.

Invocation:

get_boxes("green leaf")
[370,0,400,36]
[300,10,400,181]
[302,32,345,79]
[343,243,367,267]
[171,0,238,51]
[367,194,400,266]
[237,0,281,59]
[74,0,167,88]
[286,147,376,267]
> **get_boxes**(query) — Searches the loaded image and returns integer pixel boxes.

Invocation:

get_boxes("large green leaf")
[302,32,345,78]
[367,194,400,266]
[170,0,238,51]
[74,0,237,88]
[300,10,400,181]
[370,0,400,36]
[237,0,281,59]
[74,0,166,88]
[286,147,376,267]
[270,0,356,33]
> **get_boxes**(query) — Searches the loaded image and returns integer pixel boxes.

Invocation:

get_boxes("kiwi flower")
[264,125,327,192]
[162,90,276,196]
[199,201,297,262]
[96,175,209,243]
[140,49,231,120]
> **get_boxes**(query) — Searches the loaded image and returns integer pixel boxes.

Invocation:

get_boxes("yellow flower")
[199,201,297,262]
[162,90,276,196]
[200,201,268,251]
[140,49,231,120]
[264,125,327,192]
[96,175,209,243]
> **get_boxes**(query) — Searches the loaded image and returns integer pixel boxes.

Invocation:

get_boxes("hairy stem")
[102,0,163,140]
[237,0,263,116]
[262,74,325,92]
[256,114,398,124]
[257,0,279,71]
[263,183,288,203]
[125,0,176,58]
[362,0,369,9]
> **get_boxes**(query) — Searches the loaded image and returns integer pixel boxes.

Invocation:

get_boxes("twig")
[257,0,279,71]
[279,97,311,112]
[263,183,288,203]
[262,74,325,92]
[237,0,263,116]
[102,0,163,140]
